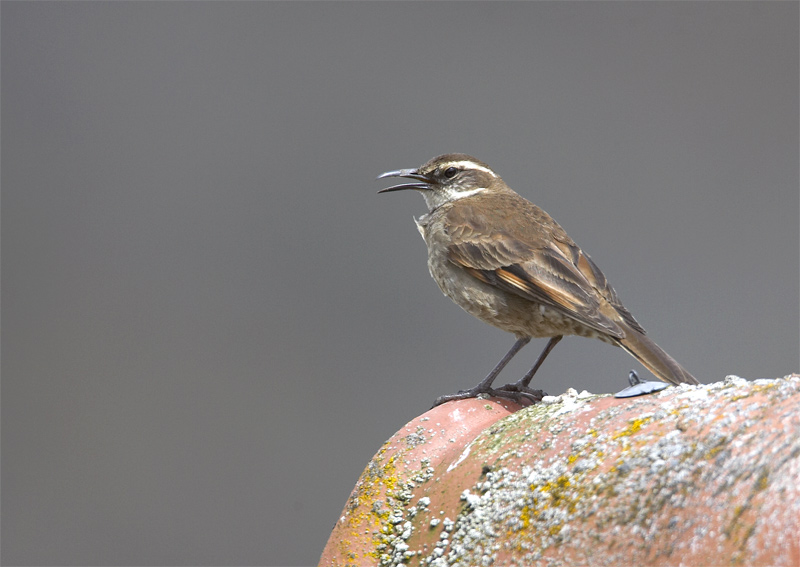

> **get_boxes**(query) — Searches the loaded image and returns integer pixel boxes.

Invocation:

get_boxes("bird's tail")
[615,324,699,385]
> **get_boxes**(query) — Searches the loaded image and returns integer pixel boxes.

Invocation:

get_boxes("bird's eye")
[444,167,458,178]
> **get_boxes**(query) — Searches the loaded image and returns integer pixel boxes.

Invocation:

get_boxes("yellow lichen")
[381,455,398,495]
[538,475,574,511]
[611,417,653,440]
[755,469,769,491]
[520,505,531,529]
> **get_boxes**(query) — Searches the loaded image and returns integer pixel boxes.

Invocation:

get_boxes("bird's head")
[378,154,505,212]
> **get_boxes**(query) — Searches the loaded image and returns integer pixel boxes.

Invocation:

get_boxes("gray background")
[2,2,797,565]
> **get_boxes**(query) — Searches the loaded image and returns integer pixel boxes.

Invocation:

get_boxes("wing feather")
[443,196,632,338]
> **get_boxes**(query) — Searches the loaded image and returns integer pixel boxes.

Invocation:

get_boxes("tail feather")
[615,324,699,386]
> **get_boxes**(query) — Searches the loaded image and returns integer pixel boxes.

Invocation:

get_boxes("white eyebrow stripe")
[448,187,487,200]
[446,161,498,177]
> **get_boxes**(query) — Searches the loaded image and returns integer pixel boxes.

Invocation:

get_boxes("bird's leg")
[518,335,562,387]
[497,335,562,399]
[432,337,531,407]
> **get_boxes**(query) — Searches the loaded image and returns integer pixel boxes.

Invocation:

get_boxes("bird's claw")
[496,382,545,403]
[432,384,544,408]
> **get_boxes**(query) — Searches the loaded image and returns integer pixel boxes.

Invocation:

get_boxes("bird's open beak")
[377,169,431,193]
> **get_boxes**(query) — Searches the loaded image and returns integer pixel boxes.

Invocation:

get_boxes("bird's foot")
[495,381,546,404]
[432,384,541,408]
[431,387,492,407]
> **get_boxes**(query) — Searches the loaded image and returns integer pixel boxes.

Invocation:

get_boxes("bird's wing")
[444,201,637,339]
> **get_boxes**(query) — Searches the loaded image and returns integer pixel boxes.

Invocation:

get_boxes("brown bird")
[378,154,699,406]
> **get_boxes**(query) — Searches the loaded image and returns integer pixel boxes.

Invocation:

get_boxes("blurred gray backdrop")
[2,2,797,565]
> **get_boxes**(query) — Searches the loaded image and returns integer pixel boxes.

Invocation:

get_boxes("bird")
[378,153,699,406]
